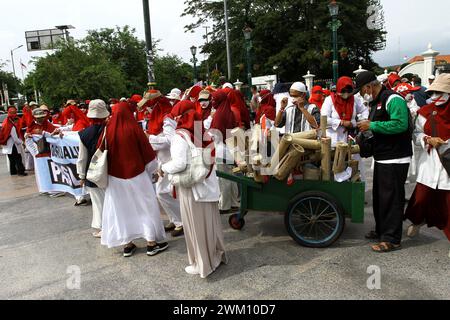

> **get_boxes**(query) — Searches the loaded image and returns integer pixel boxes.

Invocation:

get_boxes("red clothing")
[255,90,276,124]
[22,106,34,128]
[418,100,450,141]
[62,105,90,131]
[146,97,173,136]
[102,102,156,180]
[26,120,57,135]
[309,86,325,110]
[0,108,22,145]
[187,86,202,101]
[331,77,355,121]
[405,183,450,241]
[52,112,67,126]
[211,90,237,142]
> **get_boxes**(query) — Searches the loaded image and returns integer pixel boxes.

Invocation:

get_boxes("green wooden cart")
[216,171,365,248]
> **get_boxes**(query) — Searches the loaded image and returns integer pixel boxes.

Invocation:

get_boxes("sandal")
[365,231,379,240]
[371,242,401,253]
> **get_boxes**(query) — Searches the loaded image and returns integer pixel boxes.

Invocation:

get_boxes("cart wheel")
[285,191,345,248]
[229,214,245,230]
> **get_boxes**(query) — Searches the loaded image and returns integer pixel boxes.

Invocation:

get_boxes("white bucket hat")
[222,83,233,89]
[166,88,182,101]
[87,99,110,119]
[426,74,450,94]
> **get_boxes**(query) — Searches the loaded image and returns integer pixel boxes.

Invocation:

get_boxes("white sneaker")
[407,224,423,238]
[185,265,200,275]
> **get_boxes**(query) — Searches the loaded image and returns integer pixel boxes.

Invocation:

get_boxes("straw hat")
[40,105,50,112]
[66,99,77,106]
[426,74,450,94]
[87,100,110,119]
[198,90,211,101]
[32,109,47,119]
[137,90,162,108]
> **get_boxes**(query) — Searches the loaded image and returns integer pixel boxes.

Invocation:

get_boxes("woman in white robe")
[100,102,167,258]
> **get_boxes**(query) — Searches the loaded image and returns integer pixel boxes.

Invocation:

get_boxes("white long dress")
[101,160,166,248]
[162,134,227,278]
[149,118,182,227]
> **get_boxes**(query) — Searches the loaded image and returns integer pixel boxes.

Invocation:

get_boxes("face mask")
[200,101,210,109]
[431,93,449,106]
[339,93,351,100]
[257,97,262,104]
[363,94,373,103]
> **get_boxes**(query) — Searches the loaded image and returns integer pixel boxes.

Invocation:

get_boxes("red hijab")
[26,117,57,135]
[22,105,34,128]
[309,85,325,110]
[187,86,202,101]
[331,77,355,121]
[146,96,173,136]
[256,90,276,123]
[418,100,450,141]
[211,90,237,142]
[102,102,156,179]
[0,107,22,145]
[62,104,90,131]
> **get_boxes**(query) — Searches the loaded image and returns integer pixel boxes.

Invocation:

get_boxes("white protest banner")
[30,132,84,197]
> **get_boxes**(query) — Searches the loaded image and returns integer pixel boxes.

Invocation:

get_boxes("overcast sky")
[1,0,449,80]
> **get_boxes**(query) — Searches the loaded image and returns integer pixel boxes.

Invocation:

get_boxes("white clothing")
[321,96,369,147]
[149,118,182,227]
[204,116,234,163]
[101,161,166,248]
[217,163,240,211]
[162,134,220,202]
[414,114,450,190]
[88,186,105,229]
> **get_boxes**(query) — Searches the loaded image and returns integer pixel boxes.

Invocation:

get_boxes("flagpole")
[20,60,25,81]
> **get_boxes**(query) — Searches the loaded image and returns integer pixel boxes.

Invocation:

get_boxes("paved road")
[0,155,448,300]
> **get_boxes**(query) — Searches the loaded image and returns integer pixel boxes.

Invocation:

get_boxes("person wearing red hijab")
[223,88,250,129]
[203,90,240,214]
[309,86,326,110]
[387,73,401,90]
[255,89,277,126]
[52,104,68,126]
[404,74,450,243]
[0,107,27,176]
[100,102,168,257]
[321,76,369,147]
[129,94,144,128]
[61,100,90,132]
[141,91,184,238]
[197,90,212,121]
[162,100,227,279]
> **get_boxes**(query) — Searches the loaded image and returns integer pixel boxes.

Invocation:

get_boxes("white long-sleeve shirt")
[321,96,369,147]
[414,114,450,190]
[162,133,220,202]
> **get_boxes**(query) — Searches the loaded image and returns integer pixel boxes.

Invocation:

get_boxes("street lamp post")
[328,0,340,85]
[142,0,156,88]
[191,46,198,84]
[10,45,24,79]
[243,26,253,100]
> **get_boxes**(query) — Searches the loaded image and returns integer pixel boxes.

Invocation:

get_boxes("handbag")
[169,131,213,188]
[430,112,450,176]
[86,128,109,188]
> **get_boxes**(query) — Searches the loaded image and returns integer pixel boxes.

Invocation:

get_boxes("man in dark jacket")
[355,71,413,253]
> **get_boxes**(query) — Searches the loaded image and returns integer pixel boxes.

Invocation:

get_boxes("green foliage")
[0,62,22,103]
[182,0,386,82]
[25,26,194,107]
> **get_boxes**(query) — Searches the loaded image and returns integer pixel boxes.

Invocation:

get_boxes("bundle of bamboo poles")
[225,116,362,184]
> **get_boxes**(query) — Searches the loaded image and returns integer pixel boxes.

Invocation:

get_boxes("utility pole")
[142,0,156,88]
[224,0,232,81]
[204,26,210,85]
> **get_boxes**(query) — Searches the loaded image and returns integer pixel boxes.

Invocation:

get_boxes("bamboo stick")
[290,130,318,140]
[320,115,328,138]
[290,137,322,150]
[321,137,332,181]
[274,144,305,181]
[269,134,293,173]
[333,142,350,174]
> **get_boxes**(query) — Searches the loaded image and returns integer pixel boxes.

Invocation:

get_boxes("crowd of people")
[1,71,449,277]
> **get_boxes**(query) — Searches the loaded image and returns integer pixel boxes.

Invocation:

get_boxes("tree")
[182,0,386,82]
[25,26,196,107]
[0,62,22,107]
